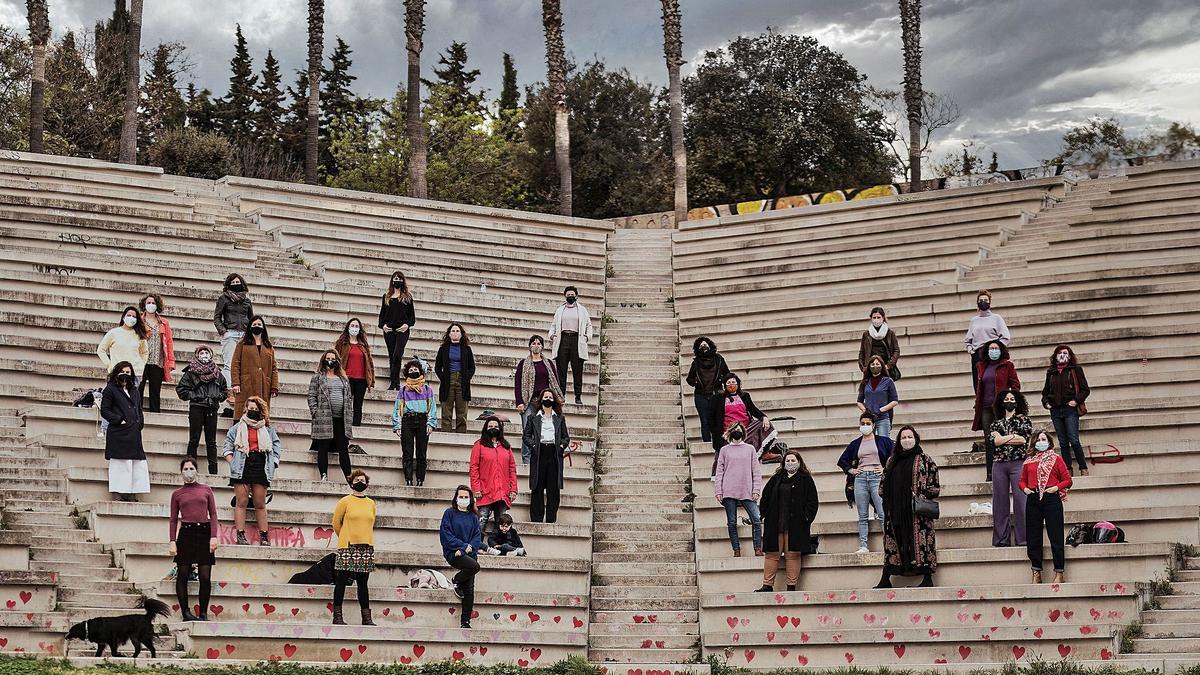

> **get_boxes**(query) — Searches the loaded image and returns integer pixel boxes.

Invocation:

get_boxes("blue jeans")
[722,498,762,552]
[873,415,892,442]
[479,501,507,537]
[519,406,535,463]
[1050,406,1087,472]
[854,472,884,549]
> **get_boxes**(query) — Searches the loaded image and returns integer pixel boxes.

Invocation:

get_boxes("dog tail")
[141,597,171,620]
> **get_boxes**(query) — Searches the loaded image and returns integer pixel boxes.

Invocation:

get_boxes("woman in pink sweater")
[168,457,219,621]
[714,422,764,556]
[1019,429,1072,584]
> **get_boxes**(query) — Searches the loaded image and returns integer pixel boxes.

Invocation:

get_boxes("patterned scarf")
[404,374,427,393]
[235,415,270,454]
[1029,449,1066,501]
[188,348,220,382]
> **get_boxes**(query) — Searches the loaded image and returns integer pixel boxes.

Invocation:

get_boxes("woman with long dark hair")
[440,485,482,629]
[1041,344,1091,476]
[435,323,475,434]
[990,389,1032,547]
[972,339,1019,481]
[708,372,770,459]
[138,293,176,413]
[169,457,218,621]
[214,273,253,414]
[378,271,416,390]
[514,335,563,463]
[308,350,355,483]
[755,449,818,593]
[97,306,148,384]
[470,415,518,537]
[877,425,940,588]
[230,316,278,419]
[857,354,899,440]
[334,317,376,427]
[523,388,571,523]
[101,361,149,502]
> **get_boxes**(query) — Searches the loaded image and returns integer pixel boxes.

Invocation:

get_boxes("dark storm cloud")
[3,0,1198,172]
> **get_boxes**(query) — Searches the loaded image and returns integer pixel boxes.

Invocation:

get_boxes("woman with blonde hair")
[222,396,281,546]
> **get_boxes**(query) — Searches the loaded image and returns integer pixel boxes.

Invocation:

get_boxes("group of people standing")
[700,289,1094,590]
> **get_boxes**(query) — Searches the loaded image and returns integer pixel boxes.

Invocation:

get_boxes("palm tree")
[541,0,571,216]
[899,0,923,190]
[660,0,686,225]
[117,0,143,163]
[25,0,49,154]
[305,0,324,184]
[404,0,427,199]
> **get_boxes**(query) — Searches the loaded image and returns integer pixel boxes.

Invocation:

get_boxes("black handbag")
[913,496,940,520]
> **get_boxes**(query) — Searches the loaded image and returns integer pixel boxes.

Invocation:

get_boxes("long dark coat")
[759,471,819,553]
[100,383,145,460]
[882,452,941,575]
[523,410,570,491]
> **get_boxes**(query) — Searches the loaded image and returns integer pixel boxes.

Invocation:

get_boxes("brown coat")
[858,330,901,373]
[231,341,279,418]
[335,339,376,388]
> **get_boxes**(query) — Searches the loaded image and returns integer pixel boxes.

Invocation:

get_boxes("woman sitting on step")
[440,485,482,629]
[169,457,218,621]
[755,449,818,593]
[877,425,940,588]
[222,396,282,546]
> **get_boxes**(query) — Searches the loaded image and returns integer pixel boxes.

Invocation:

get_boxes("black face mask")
[486,428,501,438]
[407,371,420,379]
[730,431,744,441]
[392,279,404,289]
[250,326,264,336]
[325,359,338,368]
[117,373,131,384]
[565,296,576,305]
[542,399,554,407]
[230,284,246,293]
[351,481,368,493]
[246,410,262,421]
[1003,401,1017,412]
[978,300,990,311]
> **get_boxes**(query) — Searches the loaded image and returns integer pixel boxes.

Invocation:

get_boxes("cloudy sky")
[3,0,1199,169]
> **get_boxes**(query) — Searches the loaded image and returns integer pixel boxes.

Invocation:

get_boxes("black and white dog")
[65,597,170,657]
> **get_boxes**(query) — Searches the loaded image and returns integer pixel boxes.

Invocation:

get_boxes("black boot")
[786,585,796,592]
[754,585,772,593]
[180,606,199,622]
[874,570,892,589]
[361,608,375,626]
[207,460,218,475]
[332,607,346,625]
[918,573,934,587]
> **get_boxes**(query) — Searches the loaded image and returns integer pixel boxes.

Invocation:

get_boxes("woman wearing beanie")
[176,346,228,474]
[392,359,439,486]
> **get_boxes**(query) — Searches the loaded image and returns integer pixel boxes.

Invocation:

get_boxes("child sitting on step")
[485,513,527,556]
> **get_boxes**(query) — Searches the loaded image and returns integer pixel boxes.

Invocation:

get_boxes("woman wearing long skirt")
[100,361,149,501]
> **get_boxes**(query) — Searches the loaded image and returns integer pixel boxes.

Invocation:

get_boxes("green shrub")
[147,128,235,179]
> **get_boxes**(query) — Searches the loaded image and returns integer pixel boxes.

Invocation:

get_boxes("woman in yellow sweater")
[332,469,376,626]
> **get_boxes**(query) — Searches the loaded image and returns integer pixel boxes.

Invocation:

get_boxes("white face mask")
[1057,352,1069,363]
[871,318,883,328]
[182,468,197,483]
[784,461,800,474]
[1035,440,1050,452]
[900,438,916,450]
[198,352,212,363]
[144,303,157,314]
[456,497,471,509]
[859,424,873,436]
[123,316,137,327]
[349,326,360,336]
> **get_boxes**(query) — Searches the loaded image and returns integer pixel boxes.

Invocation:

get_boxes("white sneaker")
[485,547,503,556]
[514,547,527,557]
[855,547,870,554]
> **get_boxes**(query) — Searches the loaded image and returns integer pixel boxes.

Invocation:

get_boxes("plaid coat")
[307,374,355,440]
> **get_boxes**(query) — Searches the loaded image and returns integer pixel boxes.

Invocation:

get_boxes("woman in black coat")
[756,449,819,593]
[523,389,572,524]
[100,361,149,502]
[434,323,476,434]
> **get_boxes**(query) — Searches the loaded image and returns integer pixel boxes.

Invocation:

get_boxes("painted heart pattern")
[1012,645,1026,659]
[283,643,297,658]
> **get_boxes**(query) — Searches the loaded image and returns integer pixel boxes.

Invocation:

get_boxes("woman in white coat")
[547,286,592,405]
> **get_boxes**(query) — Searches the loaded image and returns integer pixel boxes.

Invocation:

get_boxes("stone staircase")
[0,410,180,657]
[1122,555,1200,668]
[963,176,1121,281]
[589,229,702,669]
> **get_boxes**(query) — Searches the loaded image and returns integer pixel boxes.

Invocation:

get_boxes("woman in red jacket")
[972,340,1020,481]
[469,415,518,544]
[1019,429,1072,584]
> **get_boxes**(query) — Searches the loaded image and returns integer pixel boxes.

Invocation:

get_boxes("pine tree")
[498,52,521,141]
[91,0,130,160]
[424,41,483,118]
[46,31,98,156]
[321,37,357,132]
[220,24,258,143]
[186,84,219,133]
[282,69,310,166]
[140,43,186,150]
[254,50,285,147]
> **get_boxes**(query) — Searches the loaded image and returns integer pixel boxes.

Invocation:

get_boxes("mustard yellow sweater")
[332,494,376,547]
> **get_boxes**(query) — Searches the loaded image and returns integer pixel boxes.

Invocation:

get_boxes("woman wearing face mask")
[514,335,563,463]
[222,396,282,546]
[332,469,377,626]
[230,316,278,419]
[857,307,901,380]
[687,336,731,444]
[990,389,1032,547]
[837,412,893,554]
[1020,429,1072,584]
[964,290,1010,392]
[471,415,518,539]
[548,286,592,405]
[97,306,149,386]
[176,346,229,475]
[214,274,253,415]
[334,318,376,427]
[857,355,899,440]
[877,425,940,589]
[1040,345,1090,476]
[435,323,476,434]
[379,271,417,390]
[391,359,439,486]
[440,485,482,629]
[524,388,572,523]
[713,422,763,557]
[709,373,770,459]
[101,361,149,502]
[169,458,218,621]
[309,351,356,483]
[138,294,176,414]
[755,450,818,592]
[972,340,1019,481]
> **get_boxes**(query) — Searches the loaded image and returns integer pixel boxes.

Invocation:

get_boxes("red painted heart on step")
[958,645,971,660]
[894,645,906,658]
[1012,645,1026,660]
[1002,606,1015,619]
[283,644,297,658]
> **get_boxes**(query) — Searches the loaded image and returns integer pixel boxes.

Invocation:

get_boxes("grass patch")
[1119,620,1144,654]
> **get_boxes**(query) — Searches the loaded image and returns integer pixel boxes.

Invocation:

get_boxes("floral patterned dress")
[882,452,941,575]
